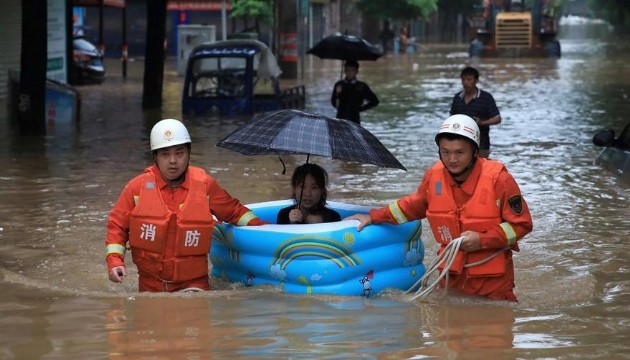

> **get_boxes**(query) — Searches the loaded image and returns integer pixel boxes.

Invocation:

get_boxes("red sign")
[73,0,126,8]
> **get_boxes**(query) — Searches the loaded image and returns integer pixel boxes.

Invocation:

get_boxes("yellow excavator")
[468,0,561,57]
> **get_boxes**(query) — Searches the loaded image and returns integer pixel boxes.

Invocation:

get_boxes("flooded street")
[1,22,629,358]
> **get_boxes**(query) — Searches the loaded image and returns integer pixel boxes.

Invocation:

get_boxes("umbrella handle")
[278,156,286,175]
[297,154,311,209]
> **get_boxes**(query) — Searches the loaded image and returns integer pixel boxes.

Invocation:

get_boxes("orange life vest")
[129,167,213,282]
[426,159,509,277]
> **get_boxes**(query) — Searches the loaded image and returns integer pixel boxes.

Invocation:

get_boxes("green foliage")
[230,0,273,23]
[355,0,438,20]
[438,0,479,17]
[587,0,630,27]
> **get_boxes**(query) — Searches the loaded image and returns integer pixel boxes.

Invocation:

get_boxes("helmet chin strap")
[439,149,478,179]
[154,156,189,186]
[170,168,187,185]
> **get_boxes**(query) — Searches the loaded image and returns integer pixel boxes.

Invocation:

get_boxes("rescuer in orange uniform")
[105,119,267,292]
[346,114,533,301]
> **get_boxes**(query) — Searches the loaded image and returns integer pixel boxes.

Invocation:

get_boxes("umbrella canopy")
[216,109,406,171]
[307,33,383,62]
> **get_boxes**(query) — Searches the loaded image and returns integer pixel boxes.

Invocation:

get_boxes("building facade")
[0,0,22,99]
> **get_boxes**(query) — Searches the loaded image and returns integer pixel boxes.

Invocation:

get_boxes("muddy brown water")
[0,23,628,358]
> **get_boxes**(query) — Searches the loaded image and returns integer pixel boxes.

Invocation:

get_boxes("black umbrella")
[307,33,383,61]
[216,109,406,171]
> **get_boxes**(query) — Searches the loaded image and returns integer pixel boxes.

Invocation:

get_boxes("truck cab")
[468,0,561,57]
[182,39,305,117]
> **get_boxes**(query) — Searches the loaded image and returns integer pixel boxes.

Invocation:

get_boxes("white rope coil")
[406,236,509,301]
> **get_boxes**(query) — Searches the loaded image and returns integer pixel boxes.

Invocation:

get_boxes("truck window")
[190,57,247,98]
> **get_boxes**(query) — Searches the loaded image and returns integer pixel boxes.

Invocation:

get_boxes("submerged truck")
[182,39,305,117]
[468,0,561,57]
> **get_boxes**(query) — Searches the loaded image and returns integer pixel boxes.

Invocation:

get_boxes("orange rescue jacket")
[129,166,213,282]
[426,160,510,277]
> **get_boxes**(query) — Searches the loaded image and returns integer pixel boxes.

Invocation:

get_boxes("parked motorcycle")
[72,36,105,85]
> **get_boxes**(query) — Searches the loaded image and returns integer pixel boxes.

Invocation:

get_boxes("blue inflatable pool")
[210,200,425,297]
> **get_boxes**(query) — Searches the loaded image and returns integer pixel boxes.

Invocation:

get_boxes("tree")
[355,0,438,20]
[436,0,478,42]
[230,0,273,26]
[230,0,273,34]
[587,0,630,29]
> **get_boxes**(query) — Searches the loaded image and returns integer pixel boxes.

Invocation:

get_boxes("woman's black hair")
[291,163,329,209]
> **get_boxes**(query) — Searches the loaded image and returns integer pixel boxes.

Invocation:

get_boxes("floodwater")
[1,22,629,359]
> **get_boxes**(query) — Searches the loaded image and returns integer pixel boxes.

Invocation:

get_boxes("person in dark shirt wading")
[331,60,379,125]
[450,66,501,157]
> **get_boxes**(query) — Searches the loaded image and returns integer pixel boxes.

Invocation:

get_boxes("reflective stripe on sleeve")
[106,244,127,256]
[237,211,258,226]
[499,222,518,246]
[388,201,408,224]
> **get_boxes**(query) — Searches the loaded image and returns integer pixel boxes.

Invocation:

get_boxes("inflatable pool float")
[210,200,425,297]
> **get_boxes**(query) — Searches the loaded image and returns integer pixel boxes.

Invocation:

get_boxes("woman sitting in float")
[276,163,340,225]
[210,163,426,297]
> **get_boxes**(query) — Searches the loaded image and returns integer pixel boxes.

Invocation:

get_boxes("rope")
[405,236,510,301]
[405,236,464,301]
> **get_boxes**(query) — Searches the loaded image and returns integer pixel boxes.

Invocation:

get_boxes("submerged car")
[592,122,630,181]
[72,36,105,84]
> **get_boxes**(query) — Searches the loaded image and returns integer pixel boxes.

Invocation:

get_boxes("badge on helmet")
[150,119,191,151]
[435,114,480,148]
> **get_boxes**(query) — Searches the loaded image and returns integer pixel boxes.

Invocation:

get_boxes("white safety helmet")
[435,114,480,148]
[150,119,191,151]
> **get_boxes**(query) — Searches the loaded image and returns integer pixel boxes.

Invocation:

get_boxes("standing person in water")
[345,115,532,302]
[450,66,501,157]
[276,163,341,224]
[105,119,267,292]
[330,60,379,125]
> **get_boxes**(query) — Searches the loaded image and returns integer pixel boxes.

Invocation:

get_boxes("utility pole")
[18,0,47,135]
[142,0,167,109]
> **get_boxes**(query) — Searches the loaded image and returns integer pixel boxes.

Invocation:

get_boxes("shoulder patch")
[508,195,523,215]
[435,181,442,195]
